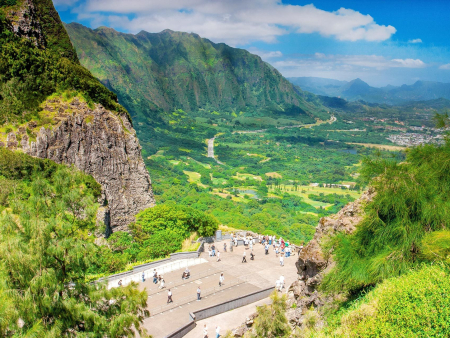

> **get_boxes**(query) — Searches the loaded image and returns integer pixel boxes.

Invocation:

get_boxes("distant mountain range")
[65,23,328,121]
[288,77,450,105]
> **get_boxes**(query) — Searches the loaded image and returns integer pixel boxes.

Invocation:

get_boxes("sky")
[54,0,450,87]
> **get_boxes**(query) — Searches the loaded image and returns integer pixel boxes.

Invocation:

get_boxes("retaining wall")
[164,286,274,338]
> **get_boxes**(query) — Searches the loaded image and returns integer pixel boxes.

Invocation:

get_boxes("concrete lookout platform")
[140,239,299,338]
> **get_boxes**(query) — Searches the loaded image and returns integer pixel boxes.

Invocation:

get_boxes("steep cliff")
[285,189,374,328]
[0,0,155,232]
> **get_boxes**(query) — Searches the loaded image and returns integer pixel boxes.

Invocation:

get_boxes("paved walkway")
[141,239,299,338]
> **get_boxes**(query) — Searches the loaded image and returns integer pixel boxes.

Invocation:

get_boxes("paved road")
[207,137,224,165]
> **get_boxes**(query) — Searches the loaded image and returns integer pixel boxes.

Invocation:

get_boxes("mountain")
[289,76,450,105]
[65,23,329,120]
[0,0,154,232]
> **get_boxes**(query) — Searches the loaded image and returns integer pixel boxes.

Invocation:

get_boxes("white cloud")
[68,0,396,45]
[391,58,425,68]
[408,38,422,44]
[439,64,450,70]
[248,48,283,60]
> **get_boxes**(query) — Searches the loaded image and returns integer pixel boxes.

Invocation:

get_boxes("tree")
[0,166,149,337]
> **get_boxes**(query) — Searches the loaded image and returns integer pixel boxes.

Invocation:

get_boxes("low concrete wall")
[165,319,196,338]
[165,286,274,338]
[192,286,273,320]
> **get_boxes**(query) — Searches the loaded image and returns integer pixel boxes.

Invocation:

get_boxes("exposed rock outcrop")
[5,0,46,47]
[6,97,155,233]
[286,189,374,329]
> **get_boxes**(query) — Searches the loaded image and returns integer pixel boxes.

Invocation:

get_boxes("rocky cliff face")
[285,189,374,329]
[5,97,155,233]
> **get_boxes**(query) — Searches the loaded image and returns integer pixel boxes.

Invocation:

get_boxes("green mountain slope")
[65,23,328,120]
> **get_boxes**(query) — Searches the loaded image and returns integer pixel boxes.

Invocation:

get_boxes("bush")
[322,265,450,337]
[138,230,183,260]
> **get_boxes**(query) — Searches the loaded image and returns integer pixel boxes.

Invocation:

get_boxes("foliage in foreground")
[248,291,291,338]
[322,140,450,293]
[317,264,450,337]
[0,150,149,336]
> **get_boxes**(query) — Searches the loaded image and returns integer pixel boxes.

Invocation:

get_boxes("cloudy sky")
[54,0,450,87]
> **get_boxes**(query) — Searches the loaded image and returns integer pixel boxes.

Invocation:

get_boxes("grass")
[265,172,282,178]
[346,142,406,151]
[233,172,263,181]
[181,232,201,252]
[269,184,361,209]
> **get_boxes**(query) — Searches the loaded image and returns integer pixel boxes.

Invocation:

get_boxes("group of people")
[203,324,221,338]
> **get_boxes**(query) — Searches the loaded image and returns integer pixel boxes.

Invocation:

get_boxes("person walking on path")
[275,279,281,292]
[249,240,253,252]
[142,271,145,282]
[224,243,227,252]
[212,244,216,257]
[203,324,208,338]
[118,280,122,287]
[265,243,269,255]
[242,251,247,263]
[217,250,221,262]
[197,286,201,301]
[159,277,165,289]
[219,273,224,287]
[152,269,158,284]
[167,289,173,303]
[215,326,221,338]
[280,254,284,267]
[250,252,255,260]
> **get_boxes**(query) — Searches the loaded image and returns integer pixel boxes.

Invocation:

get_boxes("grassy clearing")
[346,142,406,151]
[168,160,180,165]
[148,149,165,159]
[183,170,208,188]
[233,172,263,181]
[269,184,361,209]
[265,172,282,178]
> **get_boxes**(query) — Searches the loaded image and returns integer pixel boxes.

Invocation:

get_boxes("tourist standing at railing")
[219,273,224,286]
[197,286,201,301]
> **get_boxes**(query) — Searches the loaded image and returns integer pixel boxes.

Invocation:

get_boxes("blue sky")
[54,0,450,87]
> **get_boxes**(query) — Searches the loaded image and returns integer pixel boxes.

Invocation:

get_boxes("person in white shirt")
[215,326,221,338]
[275,279,281,291]
[249,240,253,251]
[280,254,284,266]
[280,275,285,289]
[217,250,221,262]
[152,269,158,284]
[159,277,165,289]
[219,273,224,287]
[167,289,173,303]
[242,251,247,263]
[203,324,208,338]
[197,286,201,301]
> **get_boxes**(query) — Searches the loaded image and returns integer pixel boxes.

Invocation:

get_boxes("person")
[212,244,216,257]
[152,269,158,284]
[118,280,122,287]
[142,271,145,282]
[275,247,279,257]
[242,251,247,263]
[167,289,173,303]
[223,242,227,252]
[219,273,224,287]
[182,267,190,279]
[265,243,269,255]
[203,324,208,338]
[269,235,272,245]
[230,239,233,252]
[197,286,201,301]
[275,279,281,291]
[250,252,255,260]
[280,254,284,267]
[208,245,212,257]
[280,275,285,290]
[217,250,221,262]
[249,240,253,252]
[215,326,221,338]
[159,277,165,289]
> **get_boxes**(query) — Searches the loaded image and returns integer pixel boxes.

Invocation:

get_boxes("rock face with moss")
[0,0,155,232]
[4,97,155,232]
[286,189,374,328]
